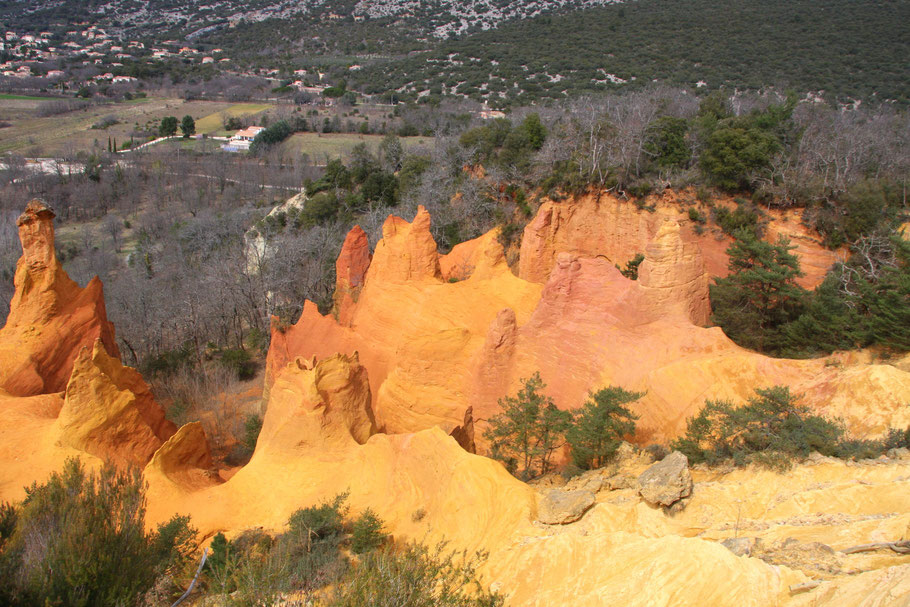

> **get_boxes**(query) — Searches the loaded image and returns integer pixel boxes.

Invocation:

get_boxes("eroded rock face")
[266,201,910,444]
[0,200,120,396]
[638,451,694,508]
[56,340,176,467]
[538,489,596,524]
[333,225,372,324]
[517,191,838,289]
[636,221,711,325]
[448,406,476,453]
[368,205,441,284]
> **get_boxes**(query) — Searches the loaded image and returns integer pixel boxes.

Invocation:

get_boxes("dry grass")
[151,363,264,461]
[195,103,271,134]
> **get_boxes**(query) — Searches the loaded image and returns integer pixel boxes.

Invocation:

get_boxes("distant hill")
[2,0,906,106]
[0,0,622,39]
[346,0,910,106]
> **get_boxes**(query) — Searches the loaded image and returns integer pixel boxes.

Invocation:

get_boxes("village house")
[222,126,266,152]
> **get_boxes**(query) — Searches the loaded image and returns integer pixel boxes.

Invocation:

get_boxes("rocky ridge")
[268,195,910,443]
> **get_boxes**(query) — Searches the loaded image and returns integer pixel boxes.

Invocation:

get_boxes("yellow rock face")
[146,356,537,555]
[56,340,176,467]
[260,353,376,451]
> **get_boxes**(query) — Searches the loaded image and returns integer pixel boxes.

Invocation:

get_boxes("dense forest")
[347,0,910,106]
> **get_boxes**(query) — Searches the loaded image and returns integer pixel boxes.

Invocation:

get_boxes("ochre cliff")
[0,200,120,396]
[518,190,840,289]
[0,201,203,501]
[268,200,909,443]
[0,198,907,606]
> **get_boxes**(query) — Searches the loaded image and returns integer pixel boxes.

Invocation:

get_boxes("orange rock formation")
[518,190,839,289]
[0,200,119,396]
[0,201,201,500]
[268,200,909,443]
[57,340,176,467]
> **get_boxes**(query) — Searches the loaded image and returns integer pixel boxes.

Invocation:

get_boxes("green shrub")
[672,386,847,470]
[242,414,263,454]
[618,253,645,280]
[687,207,706,224]
[220,347,257,380]
[0,459,195,606]
[350,509,387,554]
[712,201,765,238]
[326,541,502,607]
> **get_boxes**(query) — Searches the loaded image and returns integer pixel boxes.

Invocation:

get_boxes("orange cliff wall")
[267,199,910,445]
[0,200,120,396]
[518,190,840,290]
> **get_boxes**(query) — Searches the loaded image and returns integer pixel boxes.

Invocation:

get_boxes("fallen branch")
[840,540,910,555]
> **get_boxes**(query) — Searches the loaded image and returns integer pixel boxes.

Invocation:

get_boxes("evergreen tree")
[867,237,910,350]
[566,387,642,469]
[180,115,196,138]
[159,116,178,137]
[710,230,807,352]
[483,373,572,479]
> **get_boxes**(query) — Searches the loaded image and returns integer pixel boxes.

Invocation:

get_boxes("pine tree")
[566,387,642,469]
[483,373,572,479]
[180,115,196,138]
[710,230,807,352]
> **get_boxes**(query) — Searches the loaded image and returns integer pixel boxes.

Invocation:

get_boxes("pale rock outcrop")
[637,451,693,507]
[0,200,119,396]
[538,488,596,524]
[722,536,757,557]
[56,340,176,467]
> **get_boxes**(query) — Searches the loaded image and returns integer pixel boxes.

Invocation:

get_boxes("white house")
[222,126,266,152]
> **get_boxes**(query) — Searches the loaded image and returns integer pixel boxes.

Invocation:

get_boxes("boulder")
[638,451,693,507]
[537,489,596,524]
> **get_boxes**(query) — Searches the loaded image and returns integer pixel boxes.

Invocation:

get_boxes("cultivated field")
[0,97,264,157]
[194,103,272,136]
